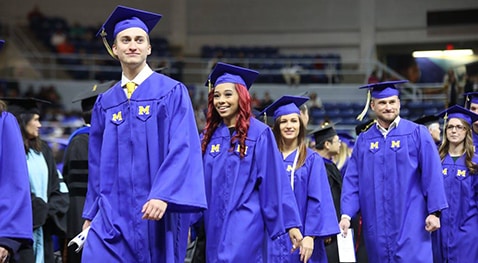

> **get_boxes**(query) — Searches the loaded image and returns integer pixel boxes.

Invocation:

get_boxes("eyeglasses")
[329,139,341,144]
[446,125,466,131]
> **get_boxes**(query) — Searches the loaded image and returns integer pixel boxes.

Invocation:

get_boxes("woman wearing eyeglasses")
[432,105,478,263]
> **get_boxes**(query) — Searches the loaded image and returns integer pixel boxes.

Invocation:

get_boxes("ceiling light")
[412,49,474,58]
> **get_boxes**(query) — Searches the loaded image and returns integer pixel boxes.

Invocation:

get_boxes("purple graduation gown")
[267,148,340,263]
[341,119,448,263]
[472,132,478,151]
[432,154,478,262]
[0,111,33,255]
[202,118,302,262]
[83,72,207,263]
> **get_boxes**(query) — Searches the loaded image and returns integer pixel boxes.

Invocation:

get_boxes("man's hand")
[82,220,91,231]
[0,247,9,263]
[339,218,351,237]
[324,237,332,245]
[299,236,314,263]
[142,199,168,220]
[288,227,303,253]
[425,214,440,232]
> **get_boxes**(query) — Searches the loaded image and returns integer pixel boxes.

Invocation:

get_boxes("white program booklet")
[337,228,356,262]
[67,226,90,253]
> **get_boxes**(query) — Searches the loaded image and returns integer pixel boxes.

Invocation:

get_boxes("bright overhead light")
[412,49,474,58]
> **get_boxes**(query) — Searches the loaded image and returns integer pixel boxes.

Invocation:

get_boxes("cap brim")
[206,62,259,90]
[72,80,117,103]
[437,105,478,124]
[358,80,408,90]
[259,95,309,118]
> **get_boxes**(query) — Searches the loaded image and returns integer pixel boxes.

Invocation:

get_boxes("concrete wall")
[1,0,477,61]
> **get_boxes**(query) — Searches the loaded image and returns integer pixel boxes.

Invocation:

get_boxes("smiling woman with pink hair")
[199,62,304,262]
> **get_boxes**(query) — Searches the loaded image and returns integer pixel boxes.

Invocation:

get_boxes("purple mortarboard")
[337,132,355,148]
[464,92,478,108]
[437,105,478,125]
[259,95,309,120]
[2,97,50,116]
[359,80,408,99]
[205,62,259,91]
[97,6,161,59]
[97,5,162,41]
[0,40,4,51]
[356,80,408,121]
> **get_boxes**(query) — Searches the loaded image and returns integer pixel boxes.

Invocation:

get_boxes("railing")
[0,52,386,80]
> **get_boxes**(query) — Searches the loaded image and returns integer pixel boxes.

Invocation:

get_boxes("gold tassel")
[442,112,448,143]
[208,79,212,93]
[356,90,371,121]
[100,29,118,60]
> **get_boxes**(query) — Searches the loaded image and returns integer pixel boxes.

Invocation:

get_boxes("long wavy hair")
[438,119,478,174]
[335,141,352,171]
[272,115,307,169]
[15,112,42,154]
[0,100,5,114]
[201,83,251,159]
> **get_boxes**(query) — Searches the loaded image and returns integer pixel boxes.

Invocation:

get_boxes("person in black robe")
[310,123,368,263]
[4,97,69,263]
[61,81,114,263]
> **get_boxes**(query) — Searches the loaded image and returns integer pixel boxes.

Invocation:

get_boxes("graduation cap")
[465,61,478,77]
[72,80,116,112]
[337,132,355,148]
[355,119,375,136]
[413,115,440,126]
[205,62,259,91]
[437,105,478,126]
[2,97,50,117]
[97,5,162,58]
[464,92,478,109]
[0,40,4,51]
[356,80,408,121]
[296,90,309,97]
[259,95,309,120]
[309,123,337,148]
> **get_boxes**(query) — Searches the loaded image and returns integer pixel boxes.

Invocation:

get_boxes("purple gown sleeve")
[257,128,301,239]
[416,126,448,213]
[83,99,104,220]
[147,84,207,212]
[341,138,361,218]
[304,153,340,237]
[0,112,33,246]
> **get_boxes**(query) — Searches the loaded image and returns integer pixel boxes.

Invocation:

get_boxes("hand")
[425,214,440,232]
[288,227,303,253]
[0,247,9,263]
[339,218,351,237]
[142,199,168,220]
[324,237,332,245]
[82,220,91,231]
[299,236,314,263]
